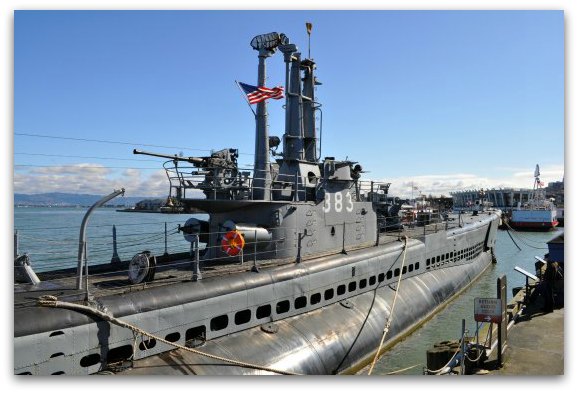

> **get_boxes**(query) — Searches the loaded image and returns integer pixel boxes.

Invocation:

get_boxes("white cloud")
[14,163,168,197]
[380,164,564,198]
[14,162,565,200]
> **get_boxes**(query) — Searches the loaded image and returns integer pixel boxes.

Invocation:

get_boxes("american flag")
[238,82,284,104]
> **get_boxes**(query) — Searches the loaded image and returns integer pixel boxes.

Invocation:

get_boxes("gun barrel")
[133,149,204,164]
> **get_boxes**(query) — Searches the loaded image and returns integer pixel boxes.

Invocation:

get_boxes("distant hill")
[14,192,152,207]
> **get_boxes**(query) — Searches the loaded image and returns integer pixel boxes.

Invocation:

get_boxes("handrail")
[161,161,395,203]
[76,188,125,290]
[17,213,459,277]
[13,209,469,307]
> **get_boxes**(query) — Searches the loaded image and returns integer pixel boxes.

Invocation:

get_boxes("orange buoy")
[221,230,245,256]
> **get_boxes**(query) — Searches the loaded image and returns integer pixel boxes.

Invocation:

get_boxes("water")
[13,207,562,374]
[14,207,207,272]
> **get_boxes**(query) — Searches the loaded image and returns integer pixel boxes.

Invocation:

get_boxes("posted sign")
[474,297,502,323]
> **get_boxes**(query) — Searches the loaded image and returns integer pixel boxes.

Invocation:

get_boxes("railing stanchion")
[192,234,202,281]
[14,230,19,259]
[164,222,169,256]
[111,225,121,264]
[252,230,259,272]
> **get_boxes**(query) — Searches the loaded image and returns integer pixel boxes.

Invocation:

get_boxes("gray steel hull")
[123,250,493,375]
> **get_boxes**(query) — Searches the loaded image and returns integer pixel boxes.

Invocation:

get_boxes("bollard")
[426,342,459,374]
[464,346,484,375]
[426,347,450,373]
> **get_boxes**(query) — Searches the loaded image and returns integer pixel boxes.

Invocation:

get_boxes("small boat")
[509,165,558,231]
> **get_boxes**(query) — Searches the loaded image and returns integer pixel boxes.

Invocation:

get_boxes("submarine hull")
[122,251,493,375]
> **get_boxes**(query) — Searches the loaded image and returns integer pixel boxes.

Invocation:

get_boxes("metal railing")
[162,160,397,204]
[14,208,470,309]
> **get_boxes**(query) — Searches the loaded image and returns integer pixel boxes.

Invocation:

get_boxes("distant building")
[451,188,532,211]
[134,198,165,211]
[546,180,564,206]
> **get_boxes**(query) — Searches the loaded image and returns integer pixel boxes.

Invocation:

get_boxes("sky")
[12,9,565,198]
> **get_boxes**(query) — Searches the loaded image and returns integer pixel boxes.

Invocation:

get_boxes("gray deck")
[14,211,486,309]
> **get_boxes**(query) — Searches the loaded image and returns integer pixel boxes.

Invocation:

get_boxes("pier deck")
[489,300,564,375]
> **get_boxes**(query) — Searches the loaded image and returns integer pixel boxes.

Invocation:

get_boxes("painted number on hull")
[324,191,354,213]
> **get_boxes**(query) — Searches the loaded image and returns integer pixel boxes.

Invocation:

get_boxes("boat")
[509,165,558,231]
[14,27,501,376]
[556,207,564,227]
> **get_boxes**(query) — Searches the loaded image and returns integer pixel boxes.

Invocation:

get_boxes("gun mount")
[134,148,249,201]
[133,149,205,165]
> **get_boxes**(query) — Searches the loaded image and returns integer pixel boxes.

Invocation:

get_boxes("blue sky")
[13,10,564,197]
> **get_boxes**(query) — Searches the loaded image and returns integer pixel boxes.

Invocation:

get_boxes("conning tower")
[135,29,378,264]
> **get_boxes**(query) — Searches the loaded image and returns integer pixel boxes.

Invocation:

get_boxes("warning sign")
[474,297,502,323]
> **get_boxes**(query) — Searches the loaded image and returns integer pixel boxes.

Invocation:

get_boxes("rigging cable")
[367,235,408,375]
[15,132,209,153]
[15,132,254,156]
[15,152,160,162]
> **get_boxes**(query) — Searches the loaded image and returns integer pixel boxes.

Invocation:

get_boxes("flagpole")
[235,80,256,116]
[306,22,312,59]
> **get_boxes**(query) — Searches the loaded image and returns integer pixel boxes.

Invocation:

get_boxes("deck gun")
[134,148,248,199]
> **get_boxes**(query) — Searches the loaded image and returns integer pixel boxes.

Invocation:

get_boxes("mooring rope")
[423,336,465,375]
[504,222,548,250]
[505,228,522,251]
[464,326,492,363]
[37,295,300,375]
[367,235,409,375]
[385,363,422,375]
[504,222,550,245]
[423,323,492,375]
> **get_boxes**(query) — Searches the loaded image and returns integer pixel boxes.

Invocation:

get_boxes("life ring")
[221,230,245,256]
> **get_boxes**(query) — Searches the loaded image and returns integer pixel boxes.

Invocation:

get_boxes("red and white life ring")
[221,230,245,256]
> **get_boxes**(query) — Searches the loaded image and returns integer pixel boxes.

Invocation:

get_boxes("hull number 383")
[323,191,354,213]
